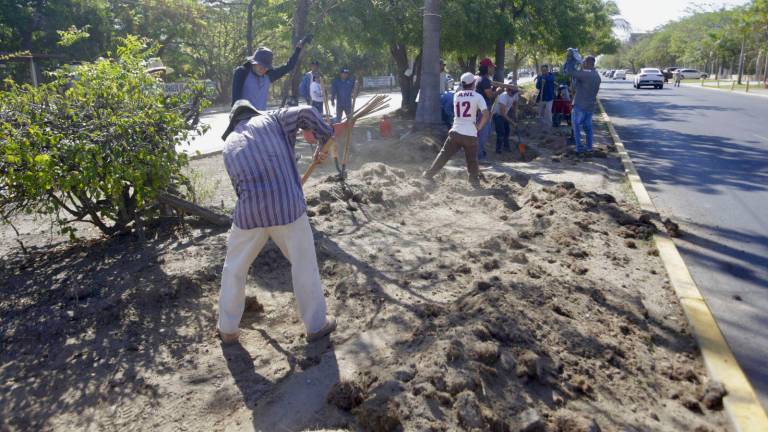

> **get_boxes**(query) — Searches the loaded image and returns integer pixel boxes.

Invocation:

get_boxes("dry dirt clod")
[327,380,365,411]
[663,218,681,237]
[469,341,500,365]
[681,398,703,414]
[517,408,545,432]
[699,380,727,410]
[516,350,544,381]
[355,381,403,432]
[244,296,264,313]
[553,409,601,432]
[624,240,637,249]
[454,390,485,430]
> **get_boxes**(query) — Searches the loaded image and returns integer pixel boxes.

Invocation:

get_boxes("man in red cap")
[475,58,496,162]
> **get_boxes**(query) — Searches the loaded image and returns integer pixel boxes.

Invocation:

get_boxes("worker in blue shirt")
[331,68,356,122]
[535,65,556,129]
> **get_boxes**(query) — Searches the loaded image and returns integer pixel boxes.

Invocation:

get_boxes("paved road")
[179,91,403,156]
[600,79,768,410]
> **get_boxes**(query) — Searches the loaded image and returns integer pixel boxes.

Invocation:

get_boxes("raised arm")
[267,46,302,82]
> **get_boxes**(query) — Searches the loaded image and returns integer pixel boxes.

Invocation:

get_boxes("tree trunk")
[494,38,505,81]
[282,0,310,106]
[763,50,768,81]
[737,37,745,84]
[511,51,522,82]
[457,56,477,73]
[416,0,442,125]
[246,0,257,55]
[391,42,414,110]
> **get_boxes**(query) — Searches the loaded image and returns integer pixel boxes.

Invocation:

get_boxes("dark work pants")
[493,114,511,152]
[425,131,480,183]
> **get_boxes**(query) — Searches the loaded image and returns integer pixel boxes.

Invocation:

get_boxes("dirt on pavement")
[0,113,730,431]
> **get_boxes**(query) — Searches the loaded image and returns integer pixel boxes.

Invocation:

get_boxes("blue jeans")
[477,119,491,160]
[493,114,510,152]
[572,107,593,153]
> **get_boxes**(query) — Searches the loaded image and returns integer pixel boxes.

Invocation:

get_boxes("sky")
[612,0,751,32]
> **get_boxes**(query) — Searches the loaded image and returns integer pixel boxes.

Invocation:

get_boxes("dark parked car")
[662,67,678,82]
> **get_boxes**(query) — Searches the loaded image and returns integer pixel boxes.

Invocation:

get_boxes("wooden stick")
[301,138,336,185]
[491,80,519,90]
[157,192,231,227]
[322,82,332,122]
[341,119,355,174]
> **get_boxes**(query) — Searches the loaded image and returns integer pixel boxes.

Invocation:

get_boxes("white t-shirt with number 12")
[450,90,488,137]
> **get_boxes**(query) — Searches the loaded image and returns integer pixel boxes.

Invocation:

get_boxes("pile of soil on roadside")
[0,158,725,430]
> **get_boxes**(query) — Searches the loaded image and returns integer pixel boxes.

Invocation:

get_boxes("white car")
[678,69,708,79]
[634,68,664,89]
[613,69,626,80]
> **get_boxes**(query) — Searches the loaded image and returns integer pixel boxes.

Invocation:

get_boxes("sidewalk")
[681,81,768,99]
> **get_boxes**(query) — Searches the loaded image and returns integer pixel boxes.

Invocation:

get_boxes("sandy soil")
[0,108,731,431]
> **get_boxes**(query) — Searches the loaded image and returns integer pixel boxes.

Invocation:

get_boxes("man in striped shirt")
[218,100,336,344]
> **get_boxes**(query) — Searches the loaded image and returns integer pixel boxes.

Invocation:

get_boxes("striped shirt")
[223,106,333,229]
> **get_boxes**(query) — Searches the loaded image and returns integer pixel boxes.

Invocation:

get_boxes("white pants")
[538,100,553,128]
[218,213,328,334]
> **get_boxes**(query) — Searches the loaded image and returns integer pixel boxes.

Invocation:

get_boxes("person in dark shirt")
[535,65,556,130]
[231,38,307,109]
[331,68,356,123]
[476,58,496,162]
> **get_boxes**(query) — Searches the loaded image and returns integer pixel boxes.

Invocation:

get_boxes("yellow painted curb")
[598,99,768,432]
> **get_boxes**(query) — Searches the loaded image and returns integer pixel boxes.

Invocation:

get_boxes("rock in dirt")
[624,240,637,249]
[553,410,601,432]
[516,408,545,432]
[327,380,365,411]
[699,380,727,410]
[454,390,484,430]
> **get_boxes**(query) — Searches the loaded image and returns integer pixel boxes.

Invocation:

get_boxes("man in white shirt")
[423,72,489,187]
[309,74,324,114]
[439,59,449,93]
[492,80,519,153]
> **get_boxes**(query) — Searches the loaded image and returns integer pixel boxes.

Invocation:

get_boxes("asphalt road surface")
[600,78,768,410]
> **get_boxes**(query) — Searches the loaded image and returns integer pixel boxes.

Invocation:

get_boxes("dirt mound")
[0,155,731,432]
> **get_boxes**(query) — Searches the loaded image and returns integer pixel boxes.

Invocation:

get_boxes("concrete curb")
[680,83,768,99]
[597,99,768,432]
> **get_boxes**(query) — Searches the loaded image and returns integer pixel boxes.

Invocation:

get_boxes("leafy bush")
[0,36,207,237]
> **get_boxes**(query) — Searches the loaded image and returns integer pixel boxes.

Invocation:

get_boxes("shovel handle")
[301,138,336,185]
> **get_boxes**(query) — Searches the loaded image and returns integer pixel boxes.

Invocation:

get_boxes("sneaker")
[219,329,240,345]
[307,317,337,342]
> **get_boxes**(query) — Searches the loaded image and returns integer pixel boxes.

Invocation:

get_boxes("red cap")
[479,58,496,68]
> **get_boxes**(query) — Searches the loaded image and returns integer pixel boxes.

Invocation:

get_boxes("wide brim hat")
[222,99,267,141]
[246,47,274,69]
[144,57,174,75]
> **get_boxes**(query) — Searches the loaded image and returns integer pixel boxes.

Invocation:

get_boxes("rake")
[301,94,390,185]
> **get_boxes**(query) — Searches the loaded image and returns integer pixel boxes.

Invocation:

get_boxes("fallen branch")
[156,192,231,227]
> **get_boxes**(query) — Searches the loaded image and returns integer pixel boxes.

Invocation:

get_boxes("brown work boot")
[219,329,240,345]
[306,317,337,342]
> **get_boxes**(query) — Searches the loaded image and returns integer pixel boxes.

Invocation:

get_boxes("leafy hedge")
[0,36,207,237]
